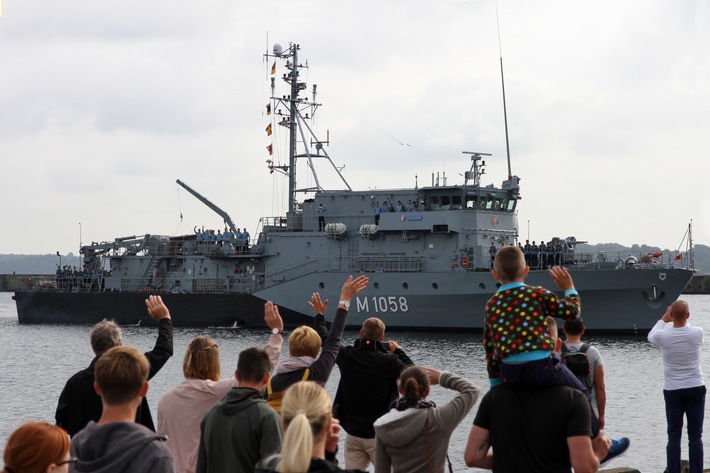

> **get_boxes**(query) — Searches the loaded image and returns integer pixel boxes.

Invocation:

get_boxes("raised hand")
[264,301,283,331]
[339,275,369,301]
[308,292,329,315]
[549,266,575,291]
[145,295,171,320]
[422,367,442,386]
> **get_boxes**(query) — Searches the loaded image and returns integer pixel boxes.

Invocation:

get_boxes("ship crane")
[175,179,238,233]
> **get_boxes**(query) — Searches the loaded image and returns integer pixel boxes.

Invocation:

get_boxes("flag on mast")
[265,123,272,136]
[266,144,273,155]
[271,62,276,75]
[266,103,271,115]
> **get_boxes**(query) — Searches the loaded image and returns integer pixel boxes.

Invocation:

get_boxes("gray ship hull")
[253,267,693,333]
[14,267,691,333]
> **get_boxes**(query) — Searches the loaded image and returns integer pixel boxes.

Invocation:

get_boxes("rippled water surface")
[1,292,709,472]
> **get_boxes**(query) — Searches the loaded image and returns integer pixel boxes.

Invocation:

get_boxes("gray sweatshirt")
[71,421,174,473]
[373,372,480,473]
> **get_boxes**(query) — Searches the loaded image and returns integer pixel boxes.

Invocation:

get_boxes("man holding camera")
[648,300,705,473]
[310,294,414,471]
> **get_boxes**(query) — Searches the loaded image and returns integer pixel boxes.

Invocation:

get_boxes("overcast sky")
[1,0,708,257]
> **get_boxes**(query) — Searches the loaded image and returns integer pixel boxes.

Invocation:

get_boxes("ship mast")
[286,45,299,214]
[266,43,351,220]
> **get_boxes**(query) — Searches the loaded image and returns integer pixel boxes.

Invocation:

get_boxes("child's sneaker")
[601,437,630,464]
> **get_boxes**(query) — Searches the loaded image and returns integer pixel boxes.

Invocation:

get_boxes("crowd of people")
[3,247,706,473]
[194,226,251,253]
[373,200,419,224]
[55,265,108,291]
[489,240,569,270]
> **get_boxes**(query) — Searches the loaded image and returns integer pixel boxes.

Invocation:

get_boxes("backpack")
[265,368,310,413]
[560,342,592,388]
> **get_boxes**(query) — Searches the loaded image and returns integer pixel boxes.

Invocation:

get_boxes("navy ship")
[13,43,694,332]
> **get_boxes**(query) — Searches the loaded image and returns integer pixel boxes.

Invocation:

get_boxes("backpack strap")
[266,377,273,396]
[561,341,590,354]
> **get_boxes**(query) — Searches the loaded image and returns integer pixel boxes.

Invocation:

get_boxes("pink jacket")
[157,333,282,473]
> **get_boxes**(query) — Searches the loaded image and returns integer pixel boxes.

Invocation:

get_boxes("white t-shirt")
[564,341,603,411]
[648,320,704,391]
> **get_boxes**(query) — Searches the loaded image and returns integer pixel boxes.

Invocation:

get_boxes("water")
[1,292,709,472]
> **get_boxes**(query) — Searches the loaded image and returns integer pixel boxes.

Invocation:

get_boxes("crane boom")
[176,179,238,233]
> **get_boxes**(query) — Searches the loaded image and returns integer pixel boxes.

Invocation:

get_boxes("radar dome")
[273,43,283,56]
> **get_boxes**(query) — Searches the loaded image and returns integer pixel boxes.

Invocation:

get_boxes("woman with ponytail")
[373,366,481,473]
[3,422,75,473]
[256,381,364,473]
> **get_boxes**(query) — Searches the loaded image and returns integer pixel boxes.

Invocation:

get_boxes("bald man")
[648,300,706,473]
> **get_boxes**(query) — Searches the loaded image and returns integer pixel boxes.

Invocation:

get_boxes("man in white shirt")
[648,300,705,473]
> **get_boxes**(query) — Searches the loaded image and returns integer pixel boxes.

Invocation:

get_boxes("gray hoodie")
[373,372,480,473]
[197,387,282,473]
[71,421,174,473]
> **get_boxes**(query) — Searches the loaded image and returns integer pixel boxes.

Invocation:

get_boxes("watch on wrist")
[339,300,350,309]
[271,328,284,335]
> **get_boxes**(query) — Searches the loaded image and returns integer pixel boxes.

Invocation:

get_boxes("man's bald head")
[670,300,690,320]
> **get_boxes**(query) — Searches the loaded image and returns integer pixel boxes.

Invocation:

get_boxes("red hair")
[3,422,69,473]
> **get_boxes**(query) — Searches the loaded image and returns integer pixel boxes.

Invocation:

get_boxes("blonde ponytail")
[277,382,332,473]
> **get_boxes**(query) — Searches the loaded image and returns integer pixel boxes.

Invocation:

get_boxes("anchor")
[642,284,665,302]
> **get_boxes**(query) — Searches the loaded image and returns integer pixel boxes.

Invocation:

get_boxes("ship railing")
[352,256,426,273]
[57,275,104,292]
[117,277,260,295]
[191,277,260,294]
[16,276,56,291]
[17,275,105,292]
[527,250,689,271]
[265,255,430,283]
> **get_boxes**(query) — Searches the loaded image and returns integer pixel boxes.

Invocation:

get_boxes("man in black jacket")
[55,295,174,436]
[310,294,413,471]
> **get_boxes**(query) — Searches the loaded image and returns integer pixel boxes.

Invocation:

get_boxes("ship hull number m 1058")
[356,296,409,313]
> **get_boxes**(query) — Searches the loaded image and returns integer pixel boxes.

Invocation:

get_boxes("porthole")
[432,283,439,289]
[374,282,380,289]
[479,282,486,289]
[319,282,325,289]
[402,282,409,289]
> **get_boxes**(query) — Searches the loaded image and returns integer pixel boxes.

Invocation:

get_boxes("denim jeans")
[663,385,706,473]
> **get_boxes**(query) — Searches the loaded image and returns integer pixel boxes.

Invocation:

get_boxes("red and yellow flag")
[265,123,272,136]
[266,144,273,155]
[266,103,271,115]
[271,62,276,75]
